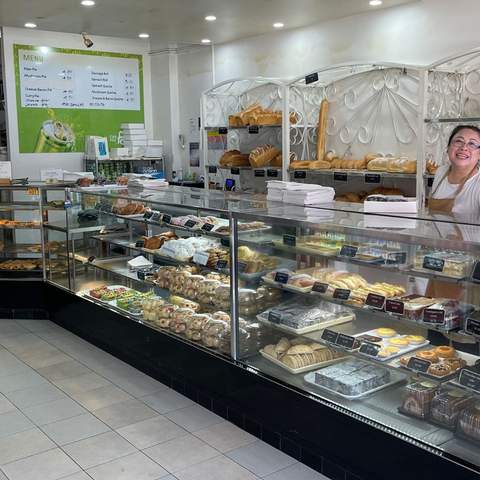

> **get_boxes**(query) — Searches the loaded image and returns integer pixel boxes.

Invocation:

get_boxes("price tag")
[305,72,319,84]
[321,329,339,344]
[459,368,480,394]
[312,282,329,294]
[248,125,259,134]
[202,222,215,232]
[472,261,480,283]
[208,166,218,174]
[162,214,172,224]
[294,170,306,179]
[427,177,434,188]
[333,288,351,300]
[137,270,147,281]
[366,293,386,309]
[274,272,289,284]
[339,245,358,257]
[221,237,230,247]
[268,311,282,324]
[161,245,177,257]
[422,308,446,325]
[386,252,407,265]
[218,127,228,135]
[406,357,431,373]
[0,162,12,180]
[267,169,278,178]
[193,251,210,266]
[151,211,162,222]
[283,234,296,247]
[465,317,480,336]
[385,299,405,315]
[336,333,356,350]
[422,256,445,272]
[143,211,154,220]
[334,172,348,182]
[254,170,265,177]
[231,168,240,175]
[184,219,197,229]
[135,240,145,248]
[365,173,381,184]
[216,259,228,270]
[238,261,247,272]
[359,342,381,357]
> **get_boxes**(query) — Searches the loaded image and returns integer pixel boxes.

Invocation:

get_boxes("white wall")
[1,26,152,179]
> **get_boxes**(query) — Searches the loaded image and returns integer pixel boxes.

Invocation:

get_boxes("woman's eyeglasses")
[451,138,480,151]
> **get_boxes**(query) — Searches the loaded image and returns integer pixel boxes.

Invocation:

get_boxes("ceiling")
[0,0,418,48]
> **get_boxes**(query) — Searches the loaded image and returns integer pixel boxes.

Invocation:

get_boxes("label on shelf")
[305,72,319,85]
[385,299,405,315]
[333,288,351,300]
[422,308,445,325]
[406,357,431,373]
[248,125,259,134]
[143,211,154,220]
[427,177,434,188]
[294,170,306,179]
[162,214,172,224]
[135,240,145,248]
[422,256,445,272]
[365,293,386,309]
[267,169,278,178]
[465,317,480,336]
[184,219,197,229]
[386,252,407,265]
[151,211,162,222]
[238,261,247,272]
[359,342,381,357]
[339,245,358,257]
[216,260,228,270]
[333,172,348,182]
[471,261,480,283]
[208,166,218,174]
[268,311,282,324]
[274,272,289,284]
[312,282,329,294]
[459,368,480,394]
[221,237,230,247]
[321,329,339,344]
[218,127,228,135]
[336,333,356,350]
[202,222,215,232]
[231,168,240,175]
[365,173,381,184]
[254,170,265,177]
[193,251,210,266]
[283,234,296,247]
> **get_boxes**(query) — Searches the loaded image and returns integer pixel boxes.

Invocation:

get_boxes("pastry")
[434,346,456,359]
[431,387,473,428]
[416,350,439,362]
[400,381,437,419]
[378,346,400,358]
[375,328,396,338]
[428,363,452,377]
[388,337,409,347]
[275,337,291,356]
[405,335,426,345]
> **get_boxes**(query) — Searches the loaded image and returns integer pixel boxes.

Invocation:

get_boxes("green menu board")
[14,44,145,153]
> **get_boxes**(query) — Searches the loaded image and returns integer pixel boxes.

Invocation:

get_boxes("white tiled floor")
[0,319,329,480]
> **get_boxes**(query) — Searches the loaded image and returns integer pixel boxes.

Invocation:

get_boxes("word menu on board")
[18,48,140,110]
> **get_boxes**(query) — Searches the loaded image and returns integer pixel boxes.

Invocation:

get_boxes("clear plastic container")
[457,403,480,442]
[400,380,438,419]
[430,387,473,429]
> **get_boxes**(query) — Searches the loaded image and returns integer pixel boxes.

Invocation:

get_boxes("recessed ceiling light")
[81,0,95,6]
[24,22,37,28]
[138,33,150,38]
[369,0,382,5]
[201,38,211,44]
[205,15,216,21]
[273,22,284,29]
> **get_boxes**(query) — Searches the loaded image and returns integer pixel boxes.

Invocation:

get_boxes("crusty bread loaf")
[249,145,281,168]
[239,103,263,125]
[250,113,282,126]
[228,115,243,127]
[308,160,331,170]
[316,99,329,162]
[289,160,312,169]
[367,157,389,171]
[387,157,416,173]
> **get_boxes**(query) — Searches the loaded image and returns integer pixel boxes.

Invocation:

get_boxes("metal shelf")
[424,117,480,124]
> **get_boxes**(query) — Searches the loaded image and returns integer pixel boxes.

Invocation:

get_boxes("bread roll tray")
[259,349,346,374]
[304,368,406,400]
[79,285,143,315]
[256,311,354,334]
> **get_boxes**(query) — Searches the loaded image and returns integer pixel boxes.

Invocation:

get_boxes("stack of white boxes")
[120,123,147,157]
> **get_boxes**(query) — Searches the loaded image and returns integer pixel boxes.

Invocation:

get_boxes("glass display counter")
[231,204,480,473]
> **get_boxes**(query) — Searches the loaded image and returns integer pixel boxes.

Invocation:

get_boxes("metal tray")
[259,350,346,374]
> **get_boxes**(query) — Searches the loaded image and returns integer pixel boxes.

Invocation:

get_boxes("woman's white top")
[431,164,480,215]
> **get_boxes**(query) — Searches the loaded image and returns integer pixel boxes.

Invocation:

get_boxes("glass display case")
[231,204,480,472]
[42,185,271,358]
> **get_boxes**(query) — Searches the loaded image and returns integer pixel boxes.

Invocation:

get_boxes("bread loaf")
[250,113,282,126]
[308,160,331,170]
[316,99,329,163]
[367,157,389,171]
[387,157,416,173]
[249,145,281,168]
[228,115,243,127]
[239,103,263,125]
[289,160,312,169]
[323,151,336,162]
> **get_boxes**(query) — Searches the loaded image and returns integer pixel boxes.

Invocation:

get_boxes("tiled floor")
[0,319,330,480]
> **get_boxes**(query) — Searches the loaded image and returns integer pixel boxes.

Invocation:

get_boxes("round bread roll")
[323,150,336,162]
[289,160,312,169]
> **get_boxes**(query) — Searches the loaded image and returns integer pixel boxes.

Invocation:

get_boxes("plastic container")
[399,380,438,419]
[430,387,473,429]
[457,403,480,442]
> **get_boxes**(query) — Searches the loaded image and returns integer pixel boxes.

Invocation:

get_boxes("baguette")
[249,145,281,168]
[367,157,389,171]
[289,160,312,169]
[316,99,329,163]
[387,157,416,173]
[308,160,331,170]
[250,113,282,126]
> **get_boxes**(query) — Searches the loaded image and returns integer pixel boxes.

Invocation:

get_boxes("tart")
[405,335,426,345]
[375,328,396,338]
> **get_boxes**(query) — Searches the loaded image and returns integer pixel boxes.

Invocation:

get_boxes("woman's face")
[448,128,480,170]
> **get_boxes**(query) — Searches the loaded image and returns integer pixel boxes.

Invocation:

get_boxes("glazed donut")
[416,350,439,363]
[434,346,456,359]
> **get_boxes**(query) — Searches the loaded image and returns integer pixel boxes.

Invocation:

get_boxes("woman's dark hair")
[448,124,480,145]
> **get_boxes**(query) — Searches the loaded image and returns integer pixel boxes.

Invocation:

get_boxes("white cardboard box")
[363,197,417,213]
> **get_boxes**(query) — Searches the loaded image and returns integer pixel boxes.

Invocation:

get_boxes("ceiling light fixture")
[205,15,217,21]
[138,33,150,38]
[273,22,284,29]
[369,0,382,5]
[24,22,37,28]
[201,38,211,44]
[81,0,95,6]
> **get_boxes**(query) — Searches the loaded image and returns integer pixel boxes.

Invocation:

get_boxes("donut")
[416,350,439,363]
[434,346,456,359]
[375,328,396,338]
[405,335,426,345]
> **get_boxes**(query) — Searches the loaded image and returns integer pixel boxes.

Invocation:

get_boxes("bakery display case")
[286,63,423,205]
[231,204,480,472]
[42,185,272,358]
[201,78,288,193]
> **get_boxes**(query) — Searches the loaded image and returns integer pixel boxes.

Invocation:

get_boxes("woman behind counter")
[430,124,480,215]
